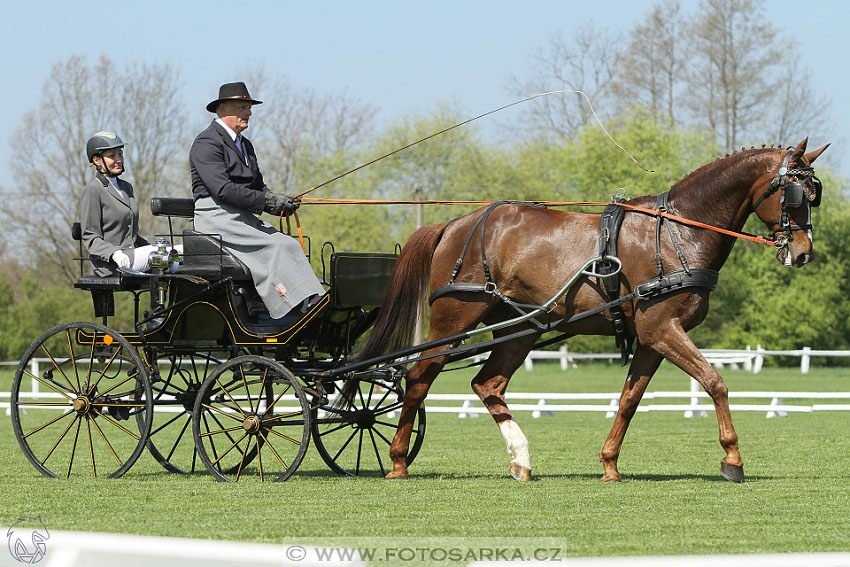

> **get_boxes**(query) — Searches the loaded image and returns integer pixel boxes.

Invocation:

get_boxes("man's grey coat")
[190,120,324,318]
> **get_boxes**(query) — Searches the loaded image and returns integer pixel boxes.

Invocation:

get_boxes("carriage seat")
[70,222,145,291]
[181,230,251,280]
[148,197,252,280]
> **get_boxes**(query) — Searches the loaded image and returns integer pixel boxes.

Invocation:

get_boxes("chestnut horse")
[359,138,828,482]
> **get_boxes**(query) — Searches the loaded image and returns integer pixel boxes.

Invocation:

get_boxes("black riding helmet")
[86,131,124,163]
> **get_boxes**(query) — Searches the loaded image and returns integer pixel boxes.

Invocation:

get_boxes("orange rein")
[298,197,776,247]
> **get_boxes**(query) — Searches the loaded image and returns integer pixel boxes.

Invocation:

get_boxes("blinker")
[783,180,805,209]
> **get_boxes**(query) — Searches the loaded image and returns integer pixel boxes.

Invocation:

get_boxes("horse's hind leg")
[599,345,664,482]
[471,332,539,481]
[386,348,450,479]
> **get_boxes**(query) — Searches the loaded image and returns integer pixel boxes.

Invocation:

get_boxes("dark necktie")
[235,134,244,156]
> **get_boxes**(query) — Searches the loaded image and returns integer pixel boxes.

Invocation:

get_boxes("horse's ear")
[790,138,808,163]
[804,143,830,165]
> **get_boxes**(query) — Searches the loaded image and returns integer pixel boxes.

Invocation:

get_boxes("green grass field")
[2,361,849,558]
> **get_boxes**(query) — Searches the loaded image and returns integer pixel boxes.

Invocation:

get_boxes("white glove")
[111,250,131,268]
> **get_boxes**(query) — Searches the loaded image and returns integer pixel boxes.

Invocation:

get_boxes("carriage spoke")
[23,410,75,439]
[210,432,248,467]
[266,428,301,445]
[40,415,79,466]
[371,424,394,447]
[150,410,188,437]
[331,429,359,462]
[40,344,77,393]
[66,330,83,392]
[23,370,75,400]
[263,382,292,417]
[90,415,126,466]
[318,421,353,437]
[86,418,96,478]
[201,403,245,423]
[215,379,246,416]
[239,365,255,414]
[259,431,288,470]
[165,416,193,462]
[234,436,252,482]
[368,429,386,477]
[86,346,128,395]
[92,410,140,440]
[66,418,83,479]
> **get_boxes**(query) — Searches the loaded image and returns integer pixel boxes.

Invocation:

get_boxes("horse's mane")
[672,146,780,193]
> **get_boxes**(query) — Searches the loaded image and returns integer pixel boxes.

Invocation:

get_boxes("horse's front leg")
[599,345,663,482]
[386,353,447,479]
[646,322,744,482]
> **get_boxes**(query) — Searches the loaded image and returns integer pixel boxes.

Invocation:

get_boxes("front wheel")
[10,322,152,479]
[311,377,425,477]
[192,355,311,482]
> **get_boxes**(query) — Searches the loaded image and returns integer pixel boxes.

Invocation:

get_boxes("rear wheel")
[312,377,425,477]
[192,355,311,481]
[10,322,152,479]
[143,351,224,474]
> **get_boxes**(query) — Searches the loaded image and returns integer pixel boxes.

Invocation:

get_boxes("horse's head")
[752,138,829,268]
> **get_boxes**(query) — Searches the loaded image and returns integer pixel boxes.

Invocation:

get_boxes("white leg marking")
[499,419,531,471]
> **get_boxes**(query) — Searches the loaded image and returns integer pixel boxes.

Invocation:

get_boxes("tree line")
[0,0,844,361]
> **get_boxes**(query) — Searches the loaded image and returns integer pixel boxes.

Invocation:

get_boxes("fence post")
[753,345,764,374]
[684,378,708,418]
[801,347,811,374]
[524,355,533,371]
[31,359,40,395]
[744,345,753,372]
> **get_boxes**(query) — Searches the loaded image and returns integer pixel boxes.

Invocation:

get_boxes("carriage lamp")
[148,238,180,273]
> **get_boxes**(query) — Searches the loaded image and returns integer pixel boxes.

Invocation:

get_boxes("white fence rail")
[511,344,850,374]
[3,354,850,419]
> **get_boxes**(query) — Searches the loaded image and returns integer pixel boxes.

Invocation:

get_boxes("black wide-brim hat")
[206,82,263,113]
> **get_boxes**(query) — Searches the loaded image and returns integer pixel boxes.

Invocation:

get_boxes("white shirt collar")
[215,118,238,141]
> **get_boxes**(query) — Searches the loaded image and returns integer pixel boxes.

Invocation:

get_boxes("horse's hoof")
[385,469,409,480]
[509,462,531,481]
[720,461,745,483]
[600,476,621,483]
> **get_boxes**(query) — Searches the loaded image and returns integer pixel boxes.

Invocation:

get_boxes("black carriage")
[8,198,425,481]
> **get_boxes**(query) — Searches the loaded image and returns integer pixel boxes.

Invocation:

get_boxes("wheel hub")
[352,409,376,428]
[73,395,91,415]
[242,415,261,434]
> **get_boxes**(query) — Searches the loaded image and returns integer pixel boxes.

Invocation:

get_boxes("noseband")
[752,149,822,245]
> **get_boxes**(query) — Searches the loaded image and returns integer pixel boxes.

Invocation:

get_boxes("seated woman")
[80,131,179,276]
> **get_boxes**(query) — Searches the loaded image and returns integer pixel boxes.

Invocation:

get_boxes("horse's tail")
[357,222,446,362]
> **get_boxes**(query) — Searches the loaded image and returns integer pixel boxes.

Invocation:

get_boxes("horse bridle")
[753,149,823,246]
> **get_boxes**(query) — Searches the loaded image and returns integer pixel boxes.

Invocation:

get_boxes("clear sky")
[1,0,846,192]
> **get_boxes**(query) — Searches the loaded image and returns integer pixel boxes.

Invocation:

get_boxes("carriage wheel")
[143,352,224,474]
[10,322,152,479]
[192,355,311,482]
[311,377,425,477]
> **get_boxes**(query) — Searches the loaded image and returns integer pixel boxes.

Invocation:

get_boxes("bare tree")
[766,59,832,146]
[239,68,378,193]
[0,55,186,284]
[612,1,686,125]
[684,0,782,152]
[505,24,622,141]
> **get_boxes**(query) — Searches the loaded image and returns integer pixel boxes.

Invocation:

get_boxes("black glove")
[264,193,301,216]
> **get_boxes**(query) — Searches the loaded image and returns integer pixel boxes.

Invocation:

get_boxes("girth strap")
[598,198,632,365]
